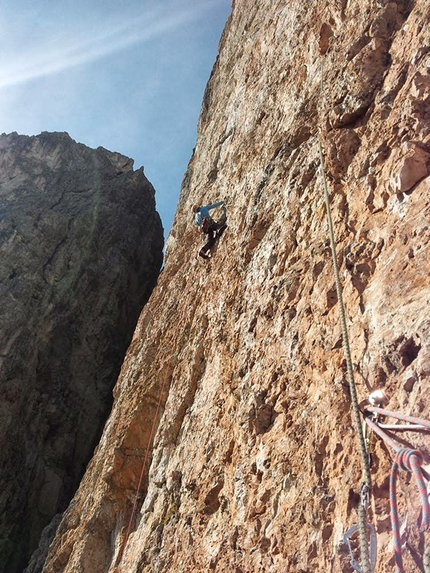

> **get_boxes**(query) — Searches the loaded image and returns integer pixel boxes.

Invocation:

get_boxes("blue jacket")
[194,201,224,227]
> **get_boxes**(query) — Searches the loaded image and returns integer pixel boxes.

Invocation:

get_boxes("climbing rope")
[114,372,170,570]
[317,134,373,573]
[364,408,430,573]
[366,406,430,430]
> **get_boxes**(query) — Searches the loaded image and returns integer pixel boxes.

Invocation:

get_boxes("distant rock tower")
[0,131,163,573]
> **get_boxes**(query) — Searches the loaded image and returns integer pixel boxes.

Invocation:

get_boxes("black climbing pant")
[199,207,227,258]
[201,230,218,254]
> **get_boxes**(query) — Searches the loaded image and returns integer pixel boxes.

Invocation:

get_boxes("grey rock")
[0,132,163,572]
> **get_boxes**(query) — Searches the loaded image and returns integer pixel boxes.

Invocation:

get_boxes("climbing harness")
[318,134,373,573]
[364,406,430,573]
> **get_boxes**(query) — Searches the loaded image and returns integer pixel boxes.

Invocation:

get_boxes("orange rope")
[114,374,169,569]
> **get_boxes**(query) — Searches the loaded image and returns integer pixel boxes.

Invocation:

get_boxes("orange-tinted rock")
[41,2,430,572]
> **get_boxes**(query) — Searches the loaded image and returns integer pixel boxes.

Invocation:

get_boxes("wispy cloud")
[0,0,221,90]
[0,0,231,233]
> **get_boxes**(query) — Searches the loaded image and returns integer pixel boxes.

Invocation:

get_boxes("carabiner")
[343,522,377,573]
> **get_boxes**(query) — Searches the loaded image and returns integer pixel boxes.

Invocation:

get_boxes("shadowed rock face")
[0,131,163,573]
[41,1,430,572]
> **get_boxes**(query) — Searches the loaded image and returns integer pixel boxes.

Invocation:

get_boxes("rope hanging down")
[317,134,373,573]
[364,407,430,573]
[114,372,170,570]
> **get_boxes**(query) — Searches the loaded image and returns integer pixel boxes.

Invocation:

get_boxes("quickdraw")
[343,522,378,573]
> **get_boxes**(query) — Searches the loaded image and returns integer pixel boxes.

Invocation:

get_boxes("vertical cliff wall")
[0,132,163,573]
[42,1,430,572]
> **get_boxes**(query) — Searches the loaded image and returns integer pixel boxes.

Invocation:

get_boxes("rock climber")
[193,201,227,259]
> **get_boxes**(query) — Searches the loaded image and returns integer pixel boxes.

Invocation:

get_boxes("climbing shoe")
[199,250,211,259]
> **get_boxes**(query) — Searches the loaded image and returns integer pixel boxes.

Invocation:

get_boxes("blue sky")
[0,0,231,236]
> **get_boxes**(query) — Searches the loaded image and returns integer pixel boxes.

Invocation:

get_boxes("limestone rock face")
[43,1,430,572]
[0,132,163,572]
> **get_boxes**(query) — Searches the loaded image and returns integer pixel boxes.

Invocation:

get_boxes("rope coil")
[364,410,430,573]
